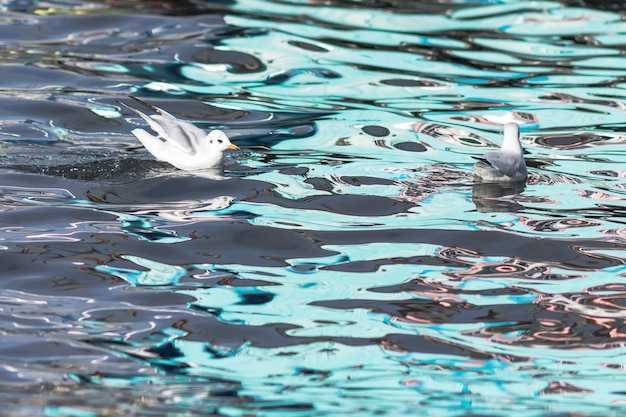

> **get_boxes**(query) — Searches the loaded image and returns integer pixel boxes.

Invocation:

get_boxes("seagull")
[121,96,239,171]
[473,122,527,183]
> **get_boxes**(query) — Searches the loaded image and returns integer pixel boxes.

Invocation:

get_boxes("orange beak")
[226,144,239,150]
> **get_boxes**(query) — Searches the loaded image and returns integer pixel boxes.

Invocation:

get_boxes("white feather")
[122,98,239,171]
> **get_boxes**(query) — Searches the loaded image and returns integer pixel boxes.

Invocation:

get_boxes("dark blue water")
[0,1,626,416]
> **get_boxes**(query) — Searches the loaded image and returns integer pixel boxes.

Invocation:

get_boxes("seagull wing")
[148,112,205,155]
[121,98,205,155]
[478,152,527,180]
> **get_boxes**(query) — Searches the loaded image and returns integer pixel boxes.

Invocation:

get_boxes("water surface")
[0,0,626,416]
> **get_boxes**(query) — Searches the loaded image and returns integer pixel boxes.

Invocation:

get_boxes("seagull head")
[501,122,523,155]
[205,129,239,152]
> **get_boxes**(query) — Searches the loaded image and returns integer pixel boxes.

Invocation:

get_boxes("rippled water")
[1,0,626,416]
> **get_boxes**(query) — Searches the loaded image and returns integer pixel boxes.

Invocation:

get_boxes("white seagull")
[473,122,527,183]
[121,96,239,171]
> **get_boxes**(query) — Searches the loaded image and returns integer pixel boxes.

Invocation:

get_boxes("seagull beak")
[226,144,239,150]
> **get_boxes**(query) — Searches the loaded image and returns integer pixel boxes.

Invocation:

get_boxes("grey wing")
[121,99,205,155]
[150,112,206,155]
[483,152,527,180]
[120,102,169,139]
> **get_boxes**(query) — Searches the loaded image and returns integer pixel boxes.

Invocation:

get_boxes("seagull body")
[122,97,238,171]
[473,122,527,183]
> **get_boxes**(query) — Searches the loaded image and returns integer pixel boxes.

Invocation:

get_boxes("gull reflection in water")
[472,181,526,213]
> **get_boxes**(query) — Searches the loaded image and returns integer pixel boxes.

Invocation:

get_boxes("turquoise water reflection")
[0,0,626,416]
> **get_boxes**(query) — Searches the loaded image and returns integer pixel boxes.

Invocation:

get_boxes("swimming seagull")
[473,122,527,183]
[121,96,239,171]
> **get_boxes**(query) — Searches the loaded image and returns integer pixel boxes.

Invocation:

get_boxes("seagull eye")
[217,139,223,144]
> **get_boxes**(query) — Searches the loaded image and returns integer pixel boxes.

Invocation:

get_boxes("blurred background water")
[0,0,626,416]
